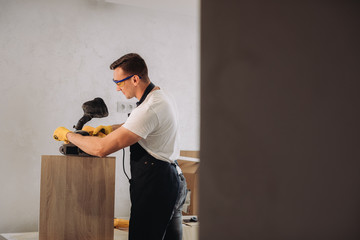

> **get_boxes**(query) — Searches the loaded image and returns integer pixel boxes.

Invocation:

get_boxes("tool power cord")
[123,148,130,181]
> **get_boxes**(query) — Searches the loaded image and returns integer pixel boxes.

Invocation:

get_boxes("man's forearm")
[65,125,141,158]
[67,132,105,157]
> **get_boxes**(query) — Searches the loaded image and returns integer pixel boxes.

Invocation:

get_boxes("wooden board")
[39,155,115,240]
[180,150,200,158]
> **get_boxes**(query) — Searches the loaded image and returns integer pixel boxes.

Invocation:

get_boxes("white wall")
[0,0,199,233]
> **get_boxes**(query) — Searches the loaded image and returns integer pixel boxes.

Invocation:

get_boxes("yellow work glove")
[93,125,113,136]
[83,125,106,137]
[53,127,72,143]
[82,125,95,135]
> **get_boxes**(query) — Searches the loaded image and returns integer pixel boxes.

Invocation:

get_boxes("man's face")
[113,67,135,99]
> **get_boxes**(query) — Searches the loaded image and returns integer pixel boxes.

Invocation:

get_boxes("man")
[53,53,187,240]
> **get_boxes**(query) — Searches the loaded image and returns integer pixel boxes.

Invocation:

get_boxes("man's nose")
[116,85,122,91]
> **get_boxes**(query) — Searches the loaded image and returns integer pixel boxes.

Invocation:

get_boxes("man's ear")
[132,75,140,86]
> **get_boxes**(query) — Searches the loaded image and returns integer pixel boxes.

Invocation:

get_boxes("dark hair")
[110,53,148,80]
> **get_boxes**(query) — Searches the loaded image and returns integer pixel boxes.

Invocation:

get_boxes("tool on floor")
[59,97,109,156]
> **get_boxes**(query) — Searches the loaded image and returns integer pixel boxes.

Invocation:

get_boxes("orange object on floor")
[114,218,129,229]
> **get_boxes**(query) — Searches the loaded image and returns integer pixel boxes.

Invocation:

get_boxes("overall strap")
[136,82,155,107]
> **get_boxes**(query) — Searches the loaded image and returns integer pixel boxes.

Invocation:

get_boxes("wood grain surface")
[39,155,115,240]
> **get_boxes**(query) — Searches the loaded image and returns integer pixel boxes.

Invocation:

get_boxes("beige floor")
[0,229,127,240]
[0,223,198,240]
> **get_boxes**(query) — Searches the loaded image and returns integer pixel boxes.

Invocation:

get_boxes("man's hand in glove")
[82,125,95,135]
[83,125,106,137]
[93,125,113,136]
[53,127,72,143]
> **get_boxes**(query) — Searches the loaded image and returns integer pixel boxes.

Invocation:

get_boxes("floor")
[0,222,198,240]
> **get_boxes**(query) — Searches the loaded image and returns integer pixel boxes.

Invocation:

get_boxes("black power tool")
[59,97,109,156]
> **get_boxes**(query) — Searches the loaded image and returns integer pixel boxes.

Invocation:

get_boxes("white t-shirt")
[122,89,180,163]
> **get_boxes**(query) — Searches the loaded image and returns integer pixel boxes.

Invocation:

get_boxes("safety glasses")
[113,75,142,87]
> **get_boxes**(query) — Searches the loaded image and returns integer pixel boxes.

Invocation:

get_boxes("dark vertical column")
[200,1,360,239]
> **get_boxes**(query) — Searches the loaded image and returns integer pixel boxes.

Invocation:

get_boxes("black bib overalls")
[127,83,187,240]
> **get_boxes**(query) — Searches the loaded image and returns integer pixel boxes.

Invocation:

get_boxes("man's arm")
[67,126,141,157]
